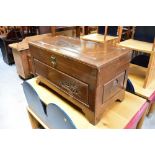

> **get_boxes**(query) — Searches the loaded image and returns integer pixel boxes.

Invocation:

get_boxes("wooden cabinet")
[29,36,131,124]
[9,33,52,79]
[11,49,33,79]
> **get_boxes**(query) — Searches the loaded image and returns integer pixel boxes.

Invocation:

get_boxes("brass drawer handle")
[50,56,56,67]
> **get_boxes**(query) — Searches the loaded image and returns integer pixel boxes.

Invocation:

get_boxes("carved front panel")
[59,80,80,97]
[34,59,89,107]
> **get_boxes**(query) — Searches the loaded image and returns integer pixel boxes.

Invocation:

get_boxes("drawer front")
[102,71,126,103]
[34,59,89,106]
[29,45,97,84]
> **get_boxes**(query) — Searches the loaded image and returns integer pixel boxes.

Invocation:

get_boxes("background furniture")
[128,64,155,116]
[38,26,51,34]
[118,26,155,88]
[0,28,23,64]
[81,26,123,45]
[0,26,40,65]
[51,26,81,37]
[9,33,52,79]
[0,26,8,35]
[20,26,40,37]
[25,77,148,129]
[81,26,98,35]
[121,26,134,40]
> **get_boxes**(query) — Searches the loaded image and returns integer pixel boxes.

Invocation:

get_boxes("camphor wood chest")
[29,36,131,125]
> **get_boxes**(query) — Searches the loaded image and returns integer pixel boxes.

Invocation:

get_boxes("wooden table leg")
[27,109,41,129]
[136,105,149,129]
[147,102,155,115]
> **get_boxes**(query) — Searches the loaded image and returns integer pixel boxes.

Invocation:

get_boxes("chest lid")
[29,36,131,68]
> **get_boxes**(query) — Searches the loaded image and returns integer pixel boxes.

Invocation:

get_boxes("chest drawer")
[29,45,97,84]
[34,59,89,106]
[102,71,126,103]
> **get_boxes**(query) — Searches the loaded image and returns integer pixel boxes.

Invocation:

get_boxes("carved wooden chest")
[29,36,131,125]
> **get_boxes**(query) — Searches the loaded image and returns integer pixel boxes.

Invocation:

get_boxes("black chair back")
[98,26,118,36]
[107,26,118,36]
[98,26,105,34]
[134,26,155,43]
